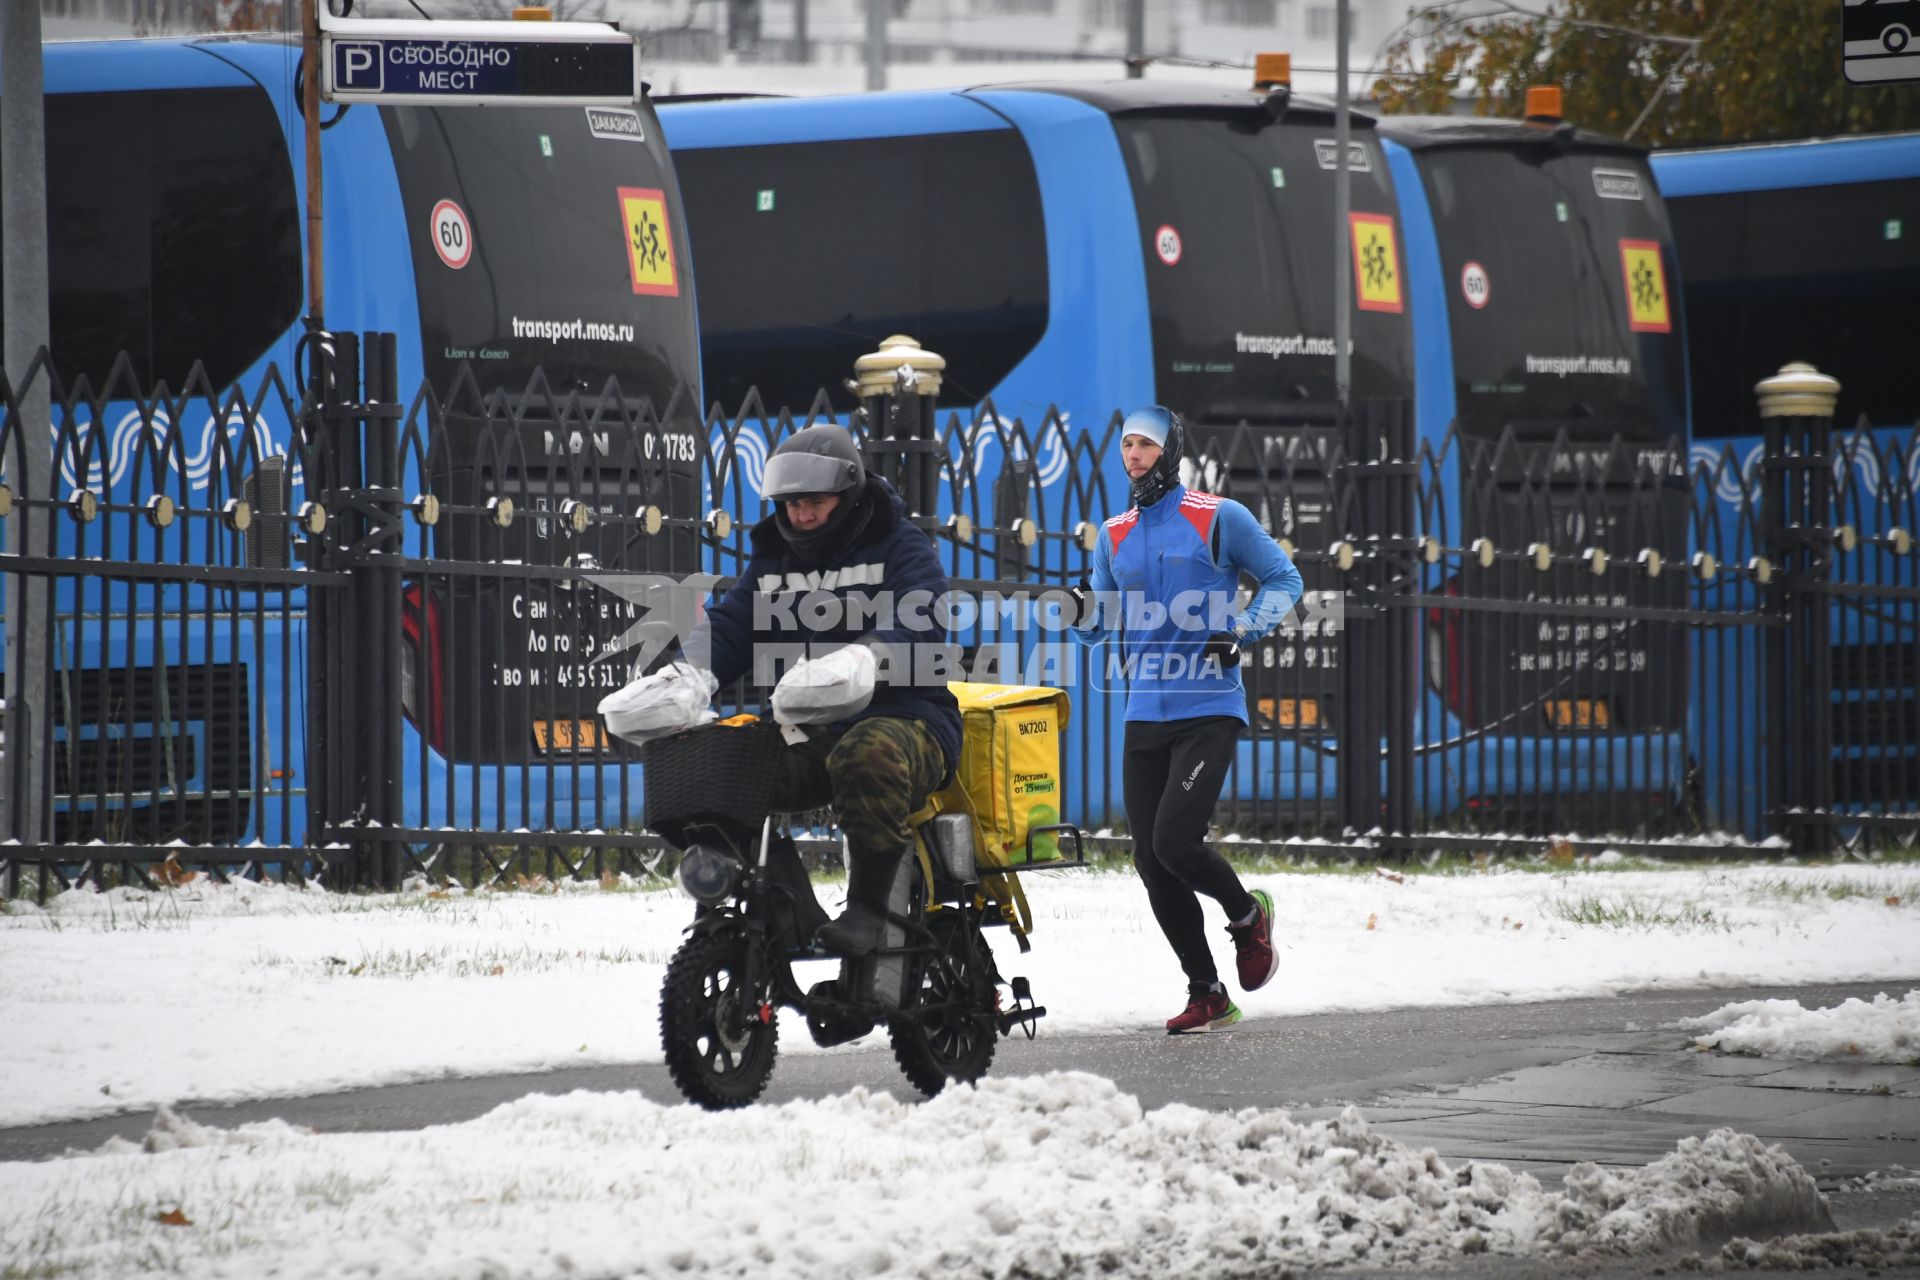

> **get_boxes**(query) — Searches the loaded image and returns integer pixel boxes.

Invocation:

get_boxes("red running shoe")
[1165,983,1241,1035]
[1227,888,1280,992]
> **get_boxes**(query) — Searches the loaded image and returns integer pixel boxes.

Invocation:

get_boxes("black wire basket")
[642,719,789,833]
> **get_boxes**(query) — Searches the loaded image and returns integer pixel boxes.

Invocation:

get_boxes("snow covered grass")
[3,858,1918,1129]
[1687,990,1920,1065]
[0,1074,1837,1280]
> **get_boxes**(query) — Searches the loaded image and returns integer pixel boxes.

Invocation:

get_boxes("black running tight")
[1123,715,1257,987]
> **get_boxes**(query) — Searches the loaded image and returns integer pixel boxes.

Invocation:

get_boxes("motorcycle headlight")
[677,843,741,905]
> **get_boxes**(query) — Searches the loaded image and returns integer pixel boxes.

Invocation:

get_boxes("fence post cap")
[1755,362,1840,420]
[853,335,945,399]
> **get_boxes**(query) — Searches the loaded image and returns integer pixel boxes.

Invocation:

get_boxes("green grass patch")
[1548,894,1734,931]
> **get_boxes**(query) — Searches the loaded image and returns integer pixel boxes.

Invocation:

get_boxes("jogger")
[1070,405,1303,1034]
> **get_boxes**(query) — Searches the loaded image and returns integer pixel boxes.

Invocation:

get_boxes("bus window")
[1113,116,1413,427]
[1668,177,1920,438]
[1416,149,1685,442]
[0,86,301,394]
[673,130,1049,414]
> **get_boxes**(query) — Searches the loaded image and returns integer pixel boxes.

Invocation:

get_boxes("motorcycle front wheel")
[660,927,778,1109]
[890,912,998,1097]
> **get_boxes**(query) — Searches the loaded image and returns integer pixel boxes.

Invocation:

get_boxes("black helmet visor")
[762,450,860,501]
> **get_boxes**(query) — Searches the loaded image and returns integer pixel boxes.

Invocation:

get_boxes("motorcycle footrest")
[998,1003,1046,1037]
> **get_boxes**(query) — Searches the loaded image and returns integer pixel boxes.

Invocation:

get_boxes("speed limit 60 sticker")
[431,200,473,271]
[1461,260,1490,309]
[1154,224,1182,266]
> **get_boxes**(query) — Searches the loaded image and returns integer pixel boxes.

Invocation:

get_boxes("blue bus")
[1653,132,1920,830]
[2,34,703,848]
[659,80,1691,833]
[1378,111,1692,832]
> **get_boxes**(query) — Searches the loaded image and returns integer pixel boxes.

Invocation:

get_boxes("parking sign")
[1844,0,1920,83]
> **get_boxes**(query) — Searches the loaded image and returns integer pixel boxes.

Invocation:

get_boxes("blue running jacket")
[1074,484,1303,724]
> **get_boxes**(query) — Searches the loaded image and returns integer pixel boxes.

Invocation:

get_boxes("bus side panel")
[1383,139,1460,817]
[967,91,1157,444]
[965,91,1159,834]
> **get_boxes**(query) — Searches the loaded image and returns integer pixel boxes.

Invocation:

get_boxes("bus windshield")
[1113,114,1415,427]
[1121,114,1420,427]
[1416,147,1686,442]
[381,101,700,410]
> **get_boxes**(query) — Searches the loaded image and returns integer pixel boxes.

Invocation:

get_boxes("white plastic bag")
[597,662,719,744]
[771,644,878,726]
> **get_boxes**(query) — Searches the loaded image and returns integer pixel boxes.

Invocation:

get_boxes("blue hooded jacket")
[1073,484,1303,723]
[696,474,963,782]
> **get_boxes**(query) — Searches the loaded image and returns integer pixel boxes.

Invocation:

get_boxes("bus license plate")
[1545,699,1610,730]
[533,719,605,752]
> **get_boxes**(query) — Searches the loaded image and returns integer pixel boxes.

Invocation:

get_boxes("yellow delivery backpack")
[917,682,1072,945]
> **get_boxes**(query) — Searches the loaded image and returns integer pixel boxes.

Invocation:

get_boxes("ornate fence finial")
[1755,361,1840,420]
[853,334,944,400]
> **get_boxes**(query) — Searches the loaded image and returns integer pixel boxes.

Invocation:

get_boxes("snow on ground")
[0,1074,1837,1280]
[3,860,1919,1127]
[5,861,1920,1277]
[1688,988,1920,1064]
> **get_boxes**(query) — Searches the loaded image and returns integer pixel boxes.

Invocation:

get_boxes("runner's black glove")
[1068,577,1097,631]
[1202,633,1242,670]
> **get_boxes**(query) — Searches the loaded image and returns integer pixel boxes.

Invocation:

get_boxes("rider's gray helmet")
[762,425,864,501]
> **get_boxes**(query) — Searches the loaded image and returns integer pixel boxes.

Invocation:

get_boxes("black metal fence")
[1,336,1914,897]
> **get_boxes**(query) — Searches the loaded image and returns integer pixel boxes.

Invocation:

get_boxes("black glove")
[1202,633,1242,670]
[1067,577,1096,631]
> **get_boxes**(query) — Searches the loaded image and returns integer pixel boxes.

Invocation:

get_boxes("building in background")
[41,0,1401,98]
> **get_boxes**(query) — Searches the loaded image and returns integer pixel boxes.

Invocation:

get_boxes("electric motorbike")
[644,717,1082,1109]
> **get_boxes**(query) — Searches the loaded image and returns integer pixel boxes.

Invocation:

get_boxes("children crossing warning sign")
[618,187,679,297]
[1619,239,1671,333]
[1349,212,1403,313]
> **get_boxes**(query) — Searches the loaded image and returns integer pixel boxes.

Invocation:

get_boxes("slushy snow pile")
[1688,988,1920,1064]
[0,1074,1836,1280]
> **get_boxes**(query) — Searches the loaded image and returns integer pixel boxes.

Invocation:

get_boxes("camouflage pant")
[772,716,947,858]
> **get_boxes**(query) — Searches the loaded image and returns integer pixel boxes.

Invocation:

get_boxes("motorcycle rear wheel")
[660,928,778,1109]
[890,914,997,1097]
